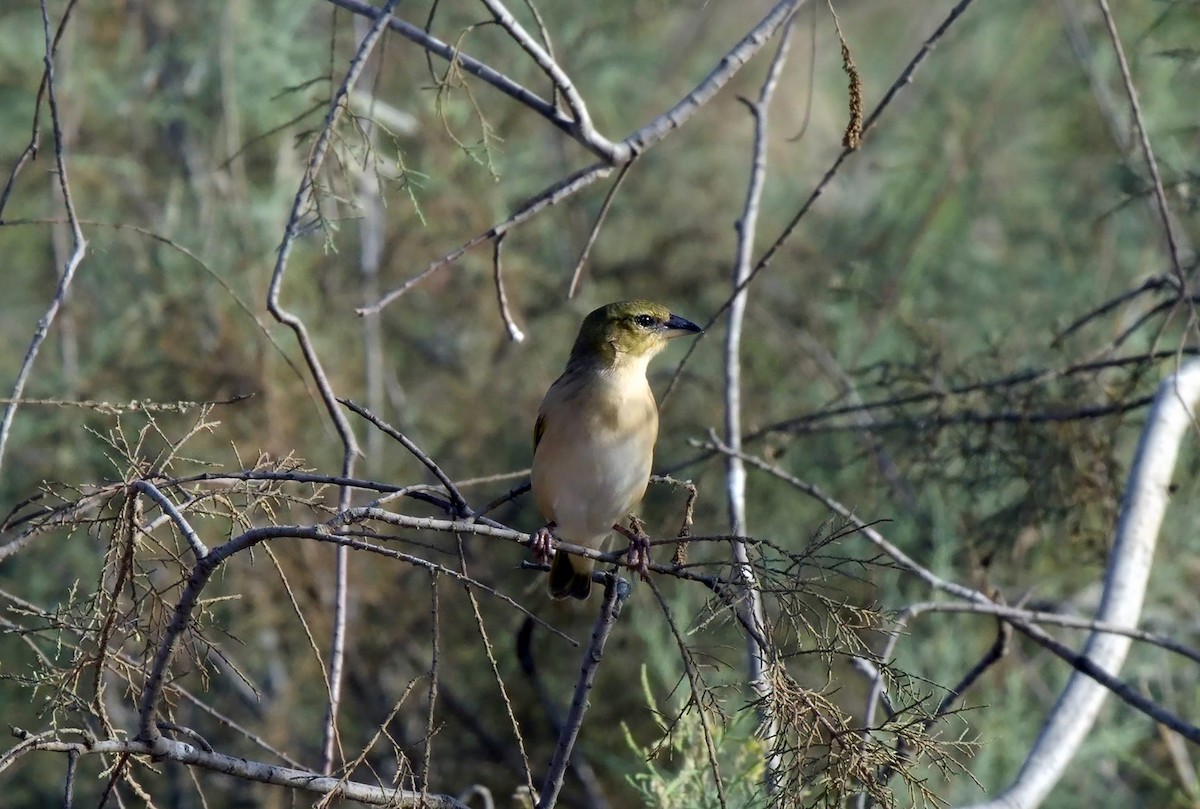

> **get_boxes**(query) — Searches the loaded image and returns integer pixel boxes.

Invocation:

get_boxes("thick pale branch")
[961,359,1200,807]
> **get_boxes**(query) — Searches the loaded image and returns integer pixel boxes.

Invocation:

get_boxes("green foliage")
[1,0,1199,805]
[622,664,767,809]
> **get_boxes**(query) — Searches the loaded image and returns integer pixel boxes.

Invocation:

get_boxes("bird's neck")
[565,342,655,383]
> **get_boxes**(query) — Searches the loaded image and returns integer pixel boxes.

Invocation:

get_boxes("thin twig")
[566,160,635,298]
[457,540,536,797]
[326,0,584,151]
[0,735,470,808]
[662,0,980,403]
[0,0,88,475]
[1095,0,1186,287]
[897,600,1200,667]
[476,0,614,159]
[359,162,613,314]
[358,0,809,314]
[0,0,81,222]
[339,398,472,516]
[645,576,728,809]
[492,234,526,341]
[866,619,1011,805]
[1053,275,1174,345]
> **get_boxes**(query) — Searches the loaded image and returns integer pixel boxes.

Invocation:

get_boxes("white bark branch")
[961,359,1200,807]
[725,13,796,795]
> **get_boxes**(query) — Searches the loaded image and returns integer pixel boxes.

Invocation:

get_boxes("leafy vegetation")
[1,0,1198,807]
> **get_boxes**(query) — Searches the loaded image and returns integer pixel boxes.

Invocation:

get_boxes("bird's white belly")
[534,427,653,544]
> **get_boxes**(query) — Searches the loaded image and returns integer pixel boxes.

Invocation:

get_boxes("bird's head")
[568,300,702,371]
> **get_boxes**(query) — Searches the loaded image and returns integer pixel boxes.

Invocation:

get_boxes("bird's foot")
[530,522,557,566]
[614,518,651,579]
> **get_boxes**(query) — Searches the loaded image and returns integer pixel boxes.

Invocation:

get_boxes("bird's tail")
[548,553,593,600]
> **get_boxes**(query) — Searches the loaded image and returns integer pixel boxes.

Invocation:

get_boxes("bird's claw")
[531,523,556,566]
[615,519,651,580]
[626,533,650,579]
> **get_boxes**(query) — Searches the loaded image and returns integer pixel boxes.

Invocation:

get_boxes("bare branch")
[477,0,615,159]
[359,0,809,314]
[359,161,613,314]
[961,358,1200,807]
[339,398,472,516]
[536,576,623,809]
[566,159,635,299]
[0,0,88,475]
[0,0,81,222]
[457,542,536,797]
[326,0,581,149]
[895,600,1200,668]
[1,733,469,808]
[492,233,526,342]
[1095,0,1187,287]
[265,1,402,773]
[663,0,981,403]
[725,11,797,796]
[131,480,209,559]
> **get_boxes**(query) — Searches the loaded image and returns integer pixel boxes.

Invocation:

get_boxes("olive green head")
[567,300,702,369]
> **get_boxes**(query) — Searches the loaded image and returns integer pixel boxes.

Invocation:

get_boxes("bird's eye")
[634,314,656,328]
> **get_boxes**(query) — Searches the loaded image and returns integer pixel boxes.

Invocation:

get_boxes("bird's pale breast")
[531,372,658,547]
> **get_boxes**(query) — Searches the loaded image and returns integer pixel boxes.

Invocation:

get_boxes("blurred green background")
[1,0,1198,806]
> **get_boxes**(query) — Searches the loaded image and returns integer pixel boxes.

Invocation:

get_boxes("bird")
[530,300,702,600]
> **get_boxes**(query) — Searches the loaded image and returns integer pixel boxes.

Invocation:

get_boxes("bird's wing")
[532,411,546,453]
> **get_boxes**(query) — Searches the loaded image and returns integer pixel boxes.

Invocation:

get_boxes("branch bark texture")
[962,359,1200,809]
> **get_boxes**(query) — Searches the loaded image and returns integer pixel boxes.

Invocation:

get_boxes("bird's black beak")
[663,313,703,337]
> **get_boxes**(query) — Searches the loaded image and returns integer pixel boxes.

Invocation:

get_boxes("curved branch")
[265,2,402,772]
[961,359,1200,807]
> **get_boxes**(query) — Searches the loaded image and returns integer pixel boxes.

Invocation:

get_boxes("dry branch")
[1,732,469,809]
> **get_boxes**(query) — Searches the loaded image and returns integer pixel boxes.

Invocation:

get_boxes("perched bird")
[530,300,702,599]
